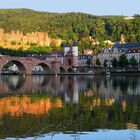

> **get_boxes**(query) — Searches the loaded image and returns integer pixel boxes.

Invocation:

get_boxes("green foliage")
[0,9,140,53]
[111,57,118,68]
[118,54,129,68]
[0,92,140,138]
[96,58,101,66]
[0,45,52,56]
[86,58,93,66]
[28,45,52,54]
[129,56,138,67]
[103,59,108,68]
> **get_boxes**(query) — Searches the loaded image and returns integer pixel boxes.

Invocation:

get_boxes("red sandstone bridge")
[0,55,72,75]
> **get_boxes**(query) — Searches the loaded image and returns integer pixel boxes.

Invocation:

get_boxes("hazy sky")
[0,0,140,16]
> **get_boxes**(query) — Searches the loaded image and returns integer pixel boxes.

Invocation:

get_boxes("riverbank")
[1,70,140,75]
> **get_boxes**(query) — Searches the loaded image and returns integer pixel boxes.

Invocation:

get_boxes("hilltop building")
[0,28,62,50]
[124,16,135,20]
[83,49,94,55]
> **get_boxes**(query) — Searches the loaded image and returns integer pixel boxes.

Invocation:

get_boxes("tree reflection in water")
[0,75,140,139]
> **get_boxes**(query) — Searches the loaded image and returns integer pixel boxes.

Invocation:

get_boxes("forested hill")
[0,8,140,42]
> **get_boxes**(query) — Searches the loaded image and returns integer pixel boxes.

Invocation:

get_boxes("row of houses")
[31,42,140,69]
[32,43,93,67]
[96,42,140,67]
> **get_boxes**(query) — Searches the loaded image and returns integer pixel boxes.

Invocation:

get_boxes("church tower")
[72,42,78,56]
[64,42,70,56]
[73,77,79,105]
[72,42,79,69]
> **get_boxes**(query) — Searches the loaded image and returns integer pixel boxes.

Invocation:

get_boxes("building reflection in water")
[0,75,140,100]
[0,96,62,117]
[0,75,140,139]
[0,75,140,117]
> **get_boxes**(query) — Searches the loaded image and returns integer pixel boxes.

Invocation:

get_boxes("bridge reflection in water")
[0,75,140,99]
[0,75,140,139]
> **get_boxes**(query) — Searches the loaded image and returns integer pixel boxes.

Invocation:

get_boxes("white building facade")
[97,48,124,66]
[126,47,140,64]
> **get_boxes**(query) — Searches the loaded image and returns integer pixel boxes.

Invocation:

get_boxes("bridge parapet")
[0,55,64,75]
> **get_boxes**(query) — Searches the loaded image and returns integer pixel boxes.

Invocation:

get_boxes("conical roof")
[65,42,70,47]
[73,41,78,47]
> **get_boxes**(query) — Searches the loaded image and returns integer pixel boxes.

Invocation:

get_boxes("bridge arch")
[32,63,51,74]
[1,60,26,75]
[60,66,66,73]
[67,67,73,73]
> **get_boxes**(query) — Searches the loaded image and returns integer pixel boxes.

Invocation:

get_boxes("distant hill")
[0,8,140,54]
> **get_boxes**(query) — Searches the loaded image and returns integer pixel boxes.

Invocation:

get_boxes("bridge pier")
[0,56,68,75]
[51,61,60,74]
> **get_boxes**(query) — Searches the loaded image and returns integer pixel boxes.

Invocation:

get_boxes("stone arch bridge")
[0,55,72,75]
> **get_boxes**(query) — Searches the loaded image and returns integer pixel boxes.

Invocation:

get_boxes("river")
[0,75,140,140]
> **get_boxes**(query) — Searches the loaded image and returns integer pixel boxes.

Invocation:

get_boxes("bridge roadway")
[0,55,71,75]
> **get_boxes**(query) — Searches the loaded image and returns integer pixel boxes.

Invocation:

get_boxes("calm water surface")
[0,75,140,140]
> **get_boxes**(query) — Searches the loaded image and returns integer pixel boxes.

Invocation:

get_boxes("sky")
[0,0,140,16]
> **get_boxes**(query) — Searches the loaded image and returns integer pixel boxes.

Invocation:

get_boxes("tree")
[96,58,101,66]
[103,59,108,68]
[129,56,138,67]
[86,58,93,67]
[1,9,140,53]
[111,57,118,68]
[118,54,128,68]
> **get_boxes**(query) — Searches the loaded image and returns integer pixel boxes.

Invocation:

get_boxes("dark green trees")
[0,9,140,44]
[118,54,129,68]
[110,55,139,69]
[111,57,118,68]
[86,58,93,66]
[129,56,138,67]
[96,58,101,66]
[103,59,108,68]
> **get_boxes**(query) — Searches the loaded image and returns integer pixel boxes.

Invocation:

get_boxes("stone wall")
[0,28,61,49]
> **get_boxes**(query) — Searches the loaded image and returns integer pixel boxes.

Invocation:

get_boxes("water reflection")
[1,75,25,91]
[1,75,140,97]
[0,75,140,110]
[0,75,140,139]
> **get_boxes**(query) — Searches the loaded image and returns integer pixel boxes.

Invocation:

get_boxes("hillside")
[0,9,140,53]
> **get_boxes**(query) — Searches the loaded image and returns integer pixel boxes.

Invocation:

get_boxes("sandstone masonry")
[0,28,61,50]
